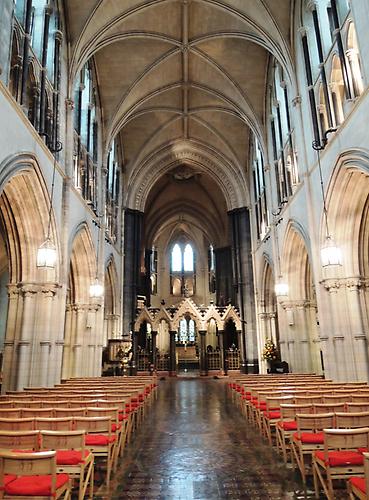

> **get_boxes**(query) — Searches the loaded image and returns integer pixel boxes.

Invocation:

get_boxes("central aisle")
[104,379,300,499]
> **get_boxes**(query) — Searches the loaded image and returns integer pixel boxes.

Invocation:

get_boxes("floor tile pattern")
[96,378,315,499]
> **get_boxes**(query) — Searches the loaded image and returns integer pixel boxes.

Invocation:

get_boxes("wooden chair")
[35,418,73,432]
[335,411,369,429]
[348,451,369,499]
[313,402,346,413]
[313,427,369,500]
[54,408,86,418]
[0,450,71,499]
[276,403,313,463]
[21,408,54,418]
[0,409,21,419]
[0,418,35,431]
[291,412,335,485]
[85,407,121,467]
[261,395,294,445]
[74,416,115,487]
[0,430,40,451]
[347,403,369,413]
[40,430,94,500]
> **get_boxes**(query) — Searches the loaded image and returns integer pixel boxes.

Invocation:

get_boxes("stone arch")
[126,142,248,212]
[0,153,60,284]
[0,154,61,391]
[103,256,120,343]
[282,221,312,300]
[62,223,101,379]
[317,149,369,382]
[324,149,369,277]
[280,221,320,374]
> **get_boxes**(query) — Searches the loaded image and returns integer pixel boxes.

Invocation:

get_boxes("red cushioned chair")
[276,403,313,463]
[313,427,369,500]
[261,395,294,445]
[0,450,71,499]
[348,451,369,499]
[40,430,94,500]
[73,416,115,487]
[291,412,335,485]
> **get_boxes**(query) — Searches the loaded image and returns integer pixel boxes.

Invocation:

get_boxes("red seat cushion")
[277,420,297,431]
[111,423,122,432]
[56,449,90,465]
[315,450,364,467]
[358,447,369,453]
[85,434,116,446]
[4,474,17,487]
[118,413,128,421]
[350,477,366,493]
[263,411,281,419]
[5,473,69,496]
[293,432,324,444]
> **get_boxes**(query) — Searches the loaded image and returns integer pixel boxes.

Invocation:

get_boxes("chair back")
[0,418,34,431]
[0,430,40,450]
[296,412,335,432]
[335,411,369,429]
[35,417,73,431]
[40,430,86,451]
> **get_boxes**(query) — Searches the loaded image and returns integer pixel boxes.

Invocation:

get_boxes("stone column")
[39,341,51,387]
[346,279,369,381]
[131,331,138,375]
[169,330,177,376]
[199,330,207,376]
[218,330,226,375]
[17,286,37,390]
[151,331,158,372]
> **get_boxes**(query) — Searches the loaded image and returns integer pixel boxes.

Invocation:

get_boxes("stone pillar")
[199,330,207,376]
[17,341,31,391]
[131,331,138,375]
[151,331,158,372]
[218,330,226,375]
[169,330,177,376]
[347,280,369,382]
[39,341,51,386]
[17,287,37,390]
[53,340,64,384]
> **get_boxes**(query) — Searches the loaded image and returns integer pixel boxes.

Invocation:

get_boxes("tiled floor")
[96,378,314,499]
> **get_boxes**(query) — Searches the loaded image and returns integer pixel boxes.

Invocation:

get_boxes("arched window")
[269,61,298,207]
[73,61,99,209]
[170,241,196,296]
[183,244,194,272]
[171,244,182,272]
[10,0,62,150]
[105,139,121,242]
[330,55,345,126]
[252,136,269,240]
[347,23,364,98]
[176,317,196,343]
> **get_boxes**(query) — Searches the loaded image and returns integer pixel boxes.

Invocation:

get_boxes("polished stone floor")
[97,378,305,499]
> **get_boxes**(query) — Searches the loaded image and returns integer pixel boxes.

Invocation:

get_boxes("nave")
[104,378,299,499]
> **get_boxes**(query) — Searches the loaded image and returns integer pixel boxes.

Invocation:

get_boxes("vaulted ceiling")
[64,0,293,232]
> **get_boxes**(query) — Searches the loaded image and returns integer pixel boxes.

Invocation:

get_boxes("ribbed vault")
[64,0,293,211]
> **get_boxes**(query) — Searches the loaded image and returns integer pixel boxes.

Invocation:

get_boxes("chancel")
[1,0,369,498]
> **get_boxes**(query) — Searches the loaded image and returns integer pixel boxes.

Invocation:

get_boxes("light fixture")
[90,214,104,298]
[275,280,289,297]
[37,138,62,269]
[89,277,104,298]
[312,129,342,268]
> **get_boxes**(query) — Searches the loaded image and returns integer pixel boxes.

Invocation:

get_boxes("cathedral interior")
[1,0,369,497]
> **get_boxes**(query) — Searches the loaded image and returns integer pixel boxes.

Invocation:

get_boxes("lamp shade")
[90,278,104,298]
[321,236,342,267]
[37,238,57,268]
[275,280,288,297]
